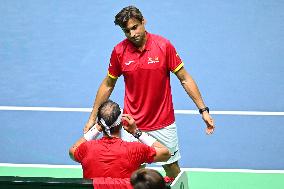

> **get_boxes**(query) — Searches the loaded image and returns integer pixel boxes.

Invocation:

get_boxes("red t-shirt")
[74,137,156,179]
[108,32,184,131]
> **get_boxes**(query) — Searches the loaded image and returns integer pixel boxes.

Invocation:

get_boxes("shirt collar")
[127,32,151,53]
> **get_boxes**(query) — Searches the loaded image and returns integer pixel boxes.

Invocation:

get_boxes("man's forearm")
[182,76,206,109]
[88,90,112,124]
[176,67,215,133]
[87,76,116,124]
[176,68,206,109]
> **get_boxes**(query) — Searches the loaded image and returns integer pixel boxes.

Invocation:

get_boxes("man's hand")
[202,112,215,135]
[122,114,137,134]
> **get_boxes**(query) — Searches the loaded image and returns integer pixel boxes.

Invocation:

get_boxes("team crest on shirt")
[148,57,159,64]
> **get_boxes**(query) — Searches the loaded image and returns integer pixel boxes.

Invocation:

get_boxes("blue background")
[0,0,283,169]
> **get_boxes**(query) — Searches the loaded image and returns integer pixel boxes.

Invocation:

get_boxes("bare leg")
[162,161,181,178]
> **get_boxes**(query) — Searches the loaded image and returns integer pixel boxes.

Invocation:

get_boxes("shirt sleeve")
[129,142,157,164]
[74,142,89,163]
[108,48,122,79]
[166,41,184,73]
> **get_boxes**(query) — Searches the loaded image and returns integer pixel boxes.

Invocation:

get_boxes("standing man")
[84,5,215,178]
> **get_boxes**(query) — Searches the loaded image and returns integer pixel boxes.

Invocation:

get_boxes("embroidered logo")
[148,57,159,64]
[171,150,179,157]
[125,60,134,65]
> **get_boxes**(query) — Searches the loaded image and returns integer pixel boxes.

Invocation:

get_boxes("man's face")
[122,18,146,47]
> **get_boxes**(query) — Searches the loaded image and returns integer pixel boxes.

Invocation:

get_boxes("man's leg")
[147,123,181,178]
[162,161,181,178]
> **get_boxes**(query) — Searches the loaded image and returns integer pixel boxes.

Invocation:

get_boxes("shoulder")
[149,33,172,51]
[123,141,152,151]
[150,33,169,42]
[150,33,171,45]
[113,39,129,54]
[73,141,89,162]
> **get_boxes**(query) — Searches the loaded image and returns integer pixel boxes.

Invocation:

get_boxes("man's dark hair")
[114,5,143,28]
[130,168,169,189]
[97,100,121,135]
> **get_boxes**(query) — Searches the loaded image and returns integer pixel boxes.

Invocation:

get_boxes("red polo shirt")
[108,32,184,131]
[74,137,156,179]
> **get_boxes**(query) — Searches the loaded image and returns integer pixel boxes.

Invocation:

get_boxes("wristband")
[137,132,157,147]
[84,126,101,141]
[199,107,209,114]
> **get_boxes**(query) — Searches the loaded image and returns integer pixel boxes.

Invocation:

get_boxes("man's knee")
[163,161,180,169]
[162,161,181,173]
[162,161,181,178]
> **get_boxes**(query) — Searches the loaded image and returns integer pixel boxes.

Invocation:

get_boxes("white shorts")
[121,122,181,165]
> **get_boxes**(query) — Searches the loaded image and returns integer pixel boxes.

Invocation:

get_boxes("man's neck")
[103,133,120,138]
[136,32,148,52]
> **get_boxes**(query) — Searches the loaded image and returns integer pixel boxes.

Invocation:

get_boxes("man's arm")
[122,114,171,162]
[175,67,215,134]
[151,141,171,162]
[69,137,86,162]
[84,75,117,133]
[70,124,102,161]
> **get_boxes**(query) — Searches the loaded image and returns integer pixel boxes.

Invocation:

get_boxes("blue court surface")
[0,0,284,171]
